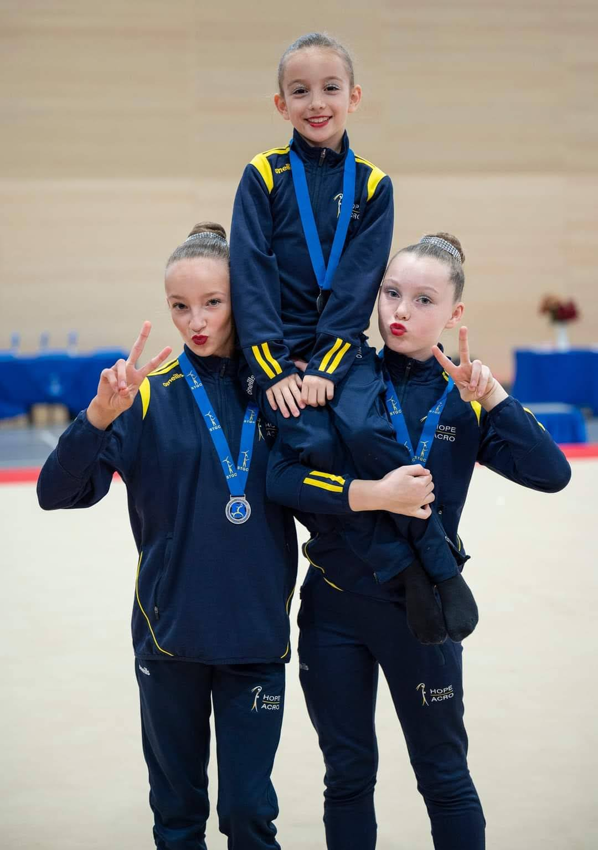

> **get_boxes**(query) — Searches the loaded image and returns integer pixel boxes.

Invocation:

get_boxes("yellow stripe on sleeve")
[325,341,351,374]
[261,343,282,375]
[355,155,387,201]
[304,477,344,493]
[319,338,343,372]
[308,470,346,485]
[250,153,274,193]
[523,407,546,430]
[139,378,151,420]
[252,345,275,380]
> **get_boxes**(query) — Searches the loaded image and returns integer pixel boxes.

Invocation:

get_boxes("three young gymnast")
[38,30,571,850]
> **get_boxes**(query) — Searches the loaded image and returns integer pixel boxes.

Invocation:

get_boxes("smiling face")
[165,257,235,358]
[274,47,361,152]
[378,253,464,361]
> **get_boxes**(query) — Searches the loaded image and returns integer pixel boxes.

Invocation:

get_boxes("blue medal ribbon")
[289,140,356,297]
[179,352,259,524]
[383,370,454,466]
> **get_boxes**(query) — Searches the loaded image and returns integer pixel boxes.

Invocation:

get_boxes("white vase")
[554,322,570,351]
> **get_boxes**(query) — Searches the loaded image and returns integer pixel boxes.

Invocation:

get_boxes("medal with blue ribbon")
[179,352,259,525]
[383,370,454,466]
[289,140,356,312]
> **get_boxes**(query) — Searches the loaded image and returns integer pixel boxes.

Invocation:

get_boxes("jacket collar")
[383,343,448,384]
[291,128,349,167]
[183,345,239,379]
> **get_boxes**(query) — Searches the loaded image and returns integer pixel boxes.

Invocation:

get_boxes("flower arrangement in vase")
[539,296,579,350]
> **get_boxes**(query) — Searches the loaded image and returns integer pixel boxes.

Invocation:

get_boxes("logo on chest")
[421,415,458,443]
[435,423,457,442]
[333,193,360,220]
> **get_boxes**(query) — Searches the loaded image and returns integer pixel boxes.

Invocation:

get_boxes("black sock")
[436,573,479,642]
[402,561,447,645]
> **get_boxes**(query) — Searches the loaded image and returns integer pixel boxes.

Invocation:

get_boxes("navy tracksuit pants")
[135,659,285,849]
[297,574,485,849]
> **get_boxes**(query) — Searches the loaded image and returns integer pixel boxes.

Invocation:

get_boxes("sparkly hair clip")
[419,236,461,262]
[184,232,227,244]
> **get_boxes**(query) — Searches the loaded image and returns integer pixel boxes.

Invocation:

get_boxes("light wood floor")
[2,459,596,848]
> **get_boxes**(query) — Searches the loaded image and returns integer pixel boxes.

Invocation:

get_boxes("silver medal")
[225,496,251,525]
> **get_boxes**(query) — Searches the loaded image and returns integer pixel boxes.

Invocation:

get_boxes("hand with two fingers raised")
[432,326,508,411]
[87,321,173,430]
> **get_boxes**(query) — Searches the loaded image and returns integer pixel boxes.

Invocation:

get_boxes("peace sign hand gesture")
[432,327,499,406]
[87,321,172,430]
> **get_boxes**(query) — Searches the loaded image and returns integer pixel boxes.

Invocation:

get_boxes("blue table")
[0,350,128,420]
[524,403,587,444]
[512,348,598,416]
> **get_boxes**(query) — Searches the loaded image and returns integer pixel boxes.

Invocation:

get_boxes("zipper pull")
[154,606,160,620]
[319,149,326,166]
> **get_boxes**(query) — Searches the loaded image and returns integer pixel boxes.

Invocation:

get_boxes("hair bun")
[187,221,228,242]
[428,232,465,264]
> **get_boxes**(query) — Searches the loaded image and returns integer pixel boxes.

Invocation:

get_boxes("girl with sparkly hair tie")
[37,221,423,848]
[268,230,570,850]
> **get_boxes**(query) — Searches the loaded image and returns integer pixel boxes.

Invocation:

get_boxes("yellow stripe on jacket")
[250,146,290,194]
[355,155,387,201]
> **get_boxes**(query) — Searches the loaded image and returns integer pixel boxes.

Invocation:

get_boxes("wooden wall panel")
[0,0,596,385]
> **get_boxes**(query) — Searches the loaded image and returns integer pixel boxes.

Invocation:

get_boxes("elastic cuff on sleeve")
[300,471,353,515]
[303,366,345,386]
[258,364,300,392]
[486,395,514,420]
[55,410,111,480]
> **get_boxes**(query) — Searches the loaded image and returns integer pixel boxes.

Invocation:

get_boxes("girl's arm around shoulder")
[266,435,435,519]
[266,437,353,516]
[477,390,571,493]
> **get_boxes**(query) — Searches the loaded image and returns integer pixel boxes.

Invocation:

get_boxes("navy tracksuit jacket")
[231,131,462,584]
[269,344,571,597]
[268,346,570,850]
[36,347,345,850]
[230,128,393,387]
[37,349,301,665]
